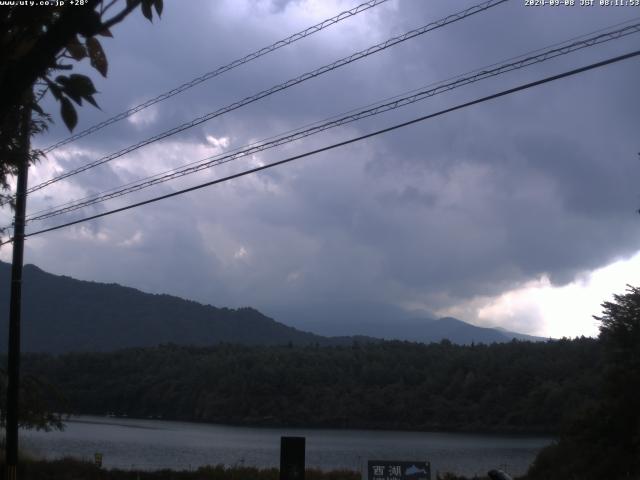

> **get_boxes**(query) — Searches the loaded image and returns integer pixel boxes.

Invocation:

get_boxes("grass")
[0,459,361,480]
[0,458,494,480]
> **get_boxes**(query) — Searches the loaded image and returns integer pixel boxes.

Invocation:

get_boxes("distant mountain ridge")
[0,262,346,353]
[288,315,543,345]
[0,262,540,353]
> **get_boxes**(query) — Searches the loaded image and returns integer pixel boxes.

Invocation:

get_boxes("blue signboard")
[367,460,431,480]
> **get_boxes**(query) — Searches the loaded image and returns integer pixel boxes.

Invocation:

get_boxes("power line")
[40,0,391,155]
[23,21,640,224]
[27,21,640,221]
[22,0,508,198]
[2,49,635,246]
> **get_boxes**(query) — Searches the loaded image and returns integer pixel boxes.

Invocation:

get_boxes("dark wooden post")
[5,95,31,480]
[280,436,305,480]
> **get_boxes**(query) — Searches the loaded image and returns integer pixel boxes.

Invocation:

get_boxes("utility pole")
[5,95,31,480]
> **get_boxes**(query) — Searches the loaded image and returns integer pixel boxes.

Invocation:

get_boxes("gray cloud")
[9,0,640,336]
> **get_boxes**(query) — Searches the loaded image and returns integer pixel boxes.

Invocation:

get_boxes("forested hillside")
[19,338,600,433]
[0,262,339,351]
[0,262,533,352]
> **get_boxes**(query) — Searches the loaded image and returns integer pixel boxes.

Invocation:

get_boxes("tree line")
[13,337,601,434]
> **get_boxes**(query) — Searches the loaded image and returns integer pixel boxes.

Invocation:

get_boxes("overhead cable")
[40,0,391,154]
[22,0,508,197]
[1,49,635,246]
[24,21,640,223]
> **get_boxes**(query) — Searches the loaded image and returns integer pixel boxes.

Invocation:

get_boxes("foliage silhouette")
[525,286,640,480]
[0,0,162,219]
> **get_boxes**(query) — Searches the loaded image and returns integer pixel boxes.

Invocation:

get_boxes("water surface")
[22,416,552,477]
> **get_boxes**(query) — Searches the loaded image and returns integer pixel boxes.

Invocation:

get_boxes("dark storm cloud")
[13,0,640,335]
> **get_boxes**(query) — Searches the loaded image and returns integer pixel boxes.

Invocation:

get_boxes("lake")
[21,416,552,477]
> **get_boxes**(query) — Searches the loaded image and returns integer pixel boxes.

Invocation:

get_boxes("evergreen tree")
[526,286,640,479]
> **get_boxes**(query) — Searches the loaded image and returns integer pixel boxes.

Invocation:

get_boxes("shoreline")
[62,413,558,438]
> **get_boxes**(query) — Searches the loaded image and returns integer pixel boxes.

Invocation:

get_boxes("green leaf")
[70,74,99,108]
[55,75,69,86]
[153,0,163,17]
[98,27,113,38]
[58,74,100,108]
[60,97,78,131]
[86,37,108,77]
[84,94,99,109]
[56,76,82,105]
[47,82,63,101]
[141,0,153,21]
[66,36,87,60]
[68,74,97,96]
[31,102,45,116]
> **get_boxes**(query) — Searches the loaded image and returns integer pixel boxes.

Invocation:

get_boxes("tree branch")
[0,0,102,116]
[101,0,142,31]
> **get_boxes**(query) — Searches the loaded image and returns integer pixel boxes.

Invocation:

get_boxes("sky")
[1,0,640,338]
